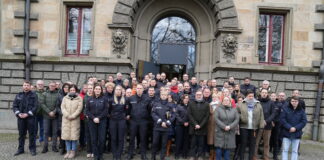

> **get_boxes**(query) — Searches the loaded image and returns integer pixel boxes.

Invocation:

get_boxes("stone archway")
[108,0,242,79]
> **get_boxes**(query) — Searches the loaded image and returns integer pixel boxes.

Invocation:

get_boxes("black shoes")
[31,151,36,156]
[41,147,48,153]
[52,147,59,152]
[13,150,24,156]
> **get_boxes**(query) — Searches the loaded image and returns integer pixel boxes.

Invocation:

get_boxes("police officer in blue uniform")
[13,80,38,156]
[127,84,151,160]
[151,89,175,160]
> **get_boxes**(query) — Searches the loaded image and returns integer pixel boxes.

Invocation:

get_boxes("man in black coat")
[255,89,276,160]
[187,89,209,160]
[240,77,257,96]
[127,84,151,160]
[13,81,38,156]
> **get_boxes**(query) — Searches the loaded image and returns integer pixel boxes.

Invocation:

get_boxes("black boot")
[52,146,59,152]
[141,154,148,160]
[41,147,48,153]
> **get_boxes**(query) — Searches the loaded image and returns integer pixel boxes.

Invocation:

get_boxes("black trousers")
[79,120,86,147]
[110,119,126,158]
[105,118,112,152]
[128,120,148,157]
[270,122,281,158]
[175,125,189,157]
[44,117,58,148]
[89,119,107,159]
[152,130,168,160]
[239,128,258,160]
[85,120,92,153]
[17,116,36,152]
[189,135,205,158]
[57,116,65,151]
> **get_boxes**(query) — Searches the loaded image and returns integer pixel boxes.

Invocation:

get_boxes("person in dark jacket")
[83,84,94,158]
[13,80,38,156]
[187,89,210,160]
[178,82,195,101]
[127,84,151,160]
[41,81,60,153]
[270,92,287,160]
[109,85,129,160]
[190,77,200,93]
[86,84,109,160]
[214,96,239,160]
[174,94,190,159]
[114,72,123,86]
[280,96,307,160]
[151,90,175,160]
[240,77,256,97]
[56,83,70,155]
[255,89,277,160]
[286,90,306,110]
[104,82,115,153]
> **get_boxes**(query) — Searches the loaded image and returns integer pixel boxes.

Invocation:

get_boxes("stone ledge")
[212,63,319,74]
[0,55,132,66]
[14,11,39,20]
[313,42,322,50]
[316,4,324,12]
[11,48,37,56]
[13,30,38,38]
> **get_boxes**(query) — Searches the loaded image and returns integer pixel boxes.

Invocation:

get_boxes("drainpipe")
[24,0,31,81]
[312,36,324,141]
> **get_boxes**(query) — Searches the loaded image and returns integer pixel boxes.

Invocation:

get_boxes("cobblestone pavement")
[0,133,324,160]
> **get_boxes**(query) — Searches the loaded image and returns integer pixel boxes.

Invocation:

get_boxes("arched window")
[151,16,196,76]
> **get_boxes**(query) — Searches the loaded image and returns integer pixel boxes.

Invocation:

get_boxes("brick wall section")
[213,70,323,140]
[0,61,131,110]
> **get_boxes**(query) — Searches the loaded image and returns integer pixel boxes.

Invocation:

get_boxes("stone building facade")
[0,0,324,140]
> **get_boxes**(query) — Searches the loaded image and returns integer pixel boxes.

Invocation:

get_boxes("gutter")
[24,0,31,81]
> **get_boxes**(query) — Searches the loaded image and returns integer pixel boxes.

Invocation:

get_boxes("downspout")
[24,0,31,81]
[312,33,324,141]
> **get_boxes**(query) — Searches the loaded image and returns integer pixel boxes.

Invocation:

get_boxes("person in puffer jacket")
[280,96,307,160]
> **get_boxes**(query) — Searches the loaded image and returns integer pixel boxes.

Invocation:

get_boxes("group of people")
[12,72,307,160]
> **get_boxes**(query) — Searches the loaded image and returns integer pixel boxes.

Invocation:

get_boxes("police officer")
[13,80,38,156]
[151,89,175,160]
[127,84,151,160]
[86,84,109,160]
[109,85,129,160]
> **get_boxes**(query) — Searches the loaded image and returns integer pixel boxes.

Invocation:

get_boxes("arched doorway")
[109,0,242,80]
[151,16,196,80]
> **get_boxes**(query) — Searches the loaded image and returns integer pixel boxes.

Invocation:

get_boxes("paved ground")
[0,133,324,160]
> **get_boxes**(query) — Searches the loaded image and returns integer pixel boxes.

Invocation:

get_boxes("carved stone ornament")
[112,29,128,58]
[222,34,238,59]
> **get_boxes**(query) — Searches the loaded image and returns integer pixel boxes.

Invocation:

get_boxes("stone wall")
[213,69,324,141]
[0,61,131,130]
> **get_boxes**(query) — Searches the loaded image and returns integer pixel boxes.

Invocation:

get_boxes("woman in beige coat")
[207,93,221,160]
[61,84,83,159]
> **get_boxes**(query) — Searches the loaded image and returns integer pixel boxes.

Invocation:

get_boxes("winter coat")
[41,90,59,119]
[151,100,175,132]
[214,105,239,149]
[35,89,45,116]
[61,95,83,141]
[237,99,264,130]
[128,94,151,122]
[187,100,210,135]
[13,91,38,117]
[240,84,256,96]
[258,97,277,130]
[207,101,220,145]
[280,103,307,139]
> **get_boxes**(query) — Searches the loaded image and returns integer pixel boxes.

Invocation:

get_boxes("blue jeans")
[34,115,44,142]
[282,137,300,160]
[65,140,77,151]
[215,147,230,160]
